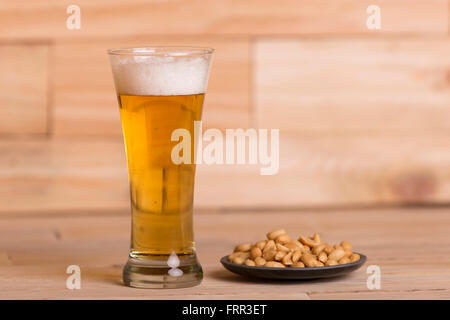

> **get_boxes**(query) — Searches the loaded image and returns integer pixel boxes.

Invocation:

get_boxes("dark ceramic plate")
[220,253,366,280]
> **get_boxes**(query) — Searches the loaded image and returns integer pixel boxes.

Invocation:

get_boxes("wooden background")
[1,0,450,214]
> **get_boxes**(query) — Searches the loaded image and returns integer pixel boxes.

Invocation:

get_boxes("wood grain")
[0,208,448,299]
[0,0,447,41]
[255,38,450,134]
[2,134,450,213]
[0,45,48,135]
[0,138,129,213]
[53,37,250,137]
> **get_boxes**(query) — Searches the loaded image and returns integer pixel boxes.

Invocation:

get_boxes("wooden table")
[0,208,449,299]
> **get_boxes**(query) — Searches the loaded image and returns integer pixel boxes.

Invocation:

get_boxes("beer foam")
[110,55,211,96]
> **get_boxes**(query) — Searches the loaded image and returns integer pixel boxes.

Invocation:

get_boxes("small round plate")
[220,253,366,280]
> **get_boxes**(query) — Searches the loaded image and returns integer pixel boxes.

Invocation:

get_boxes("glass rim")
[107,46,214,56]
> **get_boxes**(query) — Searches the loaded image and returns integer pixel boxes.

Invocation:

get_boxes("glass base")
[122,253,203,289]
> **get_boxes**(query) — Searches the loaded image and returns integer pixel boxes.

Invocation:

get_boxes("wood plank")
[195,134,450,207]
[0,208,449,299]
[0,138,129,213]
[2,134,450,213]
[0,45,48,135]
[255,39,450,134]
[0,0,446,40]
[53,37,250,137]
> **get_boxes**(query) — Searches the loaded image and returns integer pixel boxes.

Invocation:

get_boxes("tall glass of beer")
[108,47,214,288]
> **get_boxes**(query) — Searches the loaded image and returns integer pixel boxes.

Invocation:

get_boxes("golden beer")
[108,46,213,288]
[118,93,204,256]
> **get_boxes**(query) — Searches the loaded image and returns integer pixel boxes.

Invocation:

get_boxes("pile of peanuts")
[228,229,360,268]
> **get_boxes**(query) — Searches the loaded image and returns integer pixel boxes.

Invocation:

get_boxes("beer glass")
[108,47,214,288]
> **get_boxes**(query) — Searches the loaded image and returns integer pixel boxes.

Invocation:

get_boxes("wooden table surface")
[0,207,449,299]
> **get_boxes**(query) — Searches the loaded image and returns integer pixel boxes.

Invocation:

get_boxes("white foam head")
[109,50,212,96]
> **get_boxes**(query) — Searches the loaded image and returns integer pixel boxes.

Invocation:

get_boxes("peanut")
[228,252,249,261]
[325,260,338,266]
[250,247,262,260]
[328,248,345,261]
[291,261,305,268]
[341,240,352,251]
[292,250,302,263]
[300,253,319,268]
[228,231,361,269]
[313,233,321,244]
[262,249,277,261]
[285,241,303,251]
[254,257,266,266]
[234,243,252,252]
[344,249,352,258]
[255,240,267,250]
[276,243,290,252]
[338,257,351,265]
[232,256,246,264]
[318,251,328,263]
[263,240,276,253]
[312,244,326,255]
[282,252,293,266]
[244,259,256,266]
[323,243,333,254]
[298,235,321,247]
[349,253,360,262]
[275,234,291,245]
[264,261,285,268]
[266,229,286,240]
[274,250,287,261]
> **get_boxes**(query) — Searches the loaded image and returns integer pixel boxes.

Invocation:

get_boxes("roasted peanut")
[300,252,319,268]
[312,244,326,255]
[276,243,290,252]
[291,261,305,268]
[349,253,360,262]
[228,251,249,261]
[254,257,266,266]
[344,249,352,258]
[244,259,256,266]
[267,229,286,240]
[298,235,321,247]
[263,240,276,253]
[275,234,291,245]
[282,252,293,266]
[318,251,328,264]
[325,259,338,266]
[274,250,287,261]
[313,233,321,243]
[255,240,267,250]
[250,247,262,259]
[234,243,252,252]
[323,243,333,254]
[264,261,285,268]
[328,248,345,261]
[341,240,352,251]
[338,257,351,265]
[229,231,361,268]
[292,250,302,263]
[285,241,303,251]
[232,256,246,264]
[262,249,277,261]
